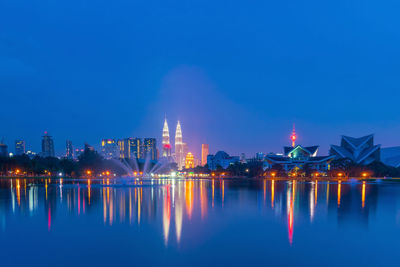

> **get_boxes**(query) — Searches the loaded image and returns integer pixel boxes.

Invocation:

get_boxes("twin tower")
[162,118,187,170]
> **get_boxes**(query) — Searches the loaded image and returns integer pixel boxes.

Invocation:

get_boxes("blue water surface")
[0,178,399,266]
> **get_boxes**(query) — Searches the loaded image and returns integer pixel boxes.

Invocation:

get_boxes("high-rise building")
[101,139,119,159]
[144,138,157,160]
[118,138,143,159]
[66,140,73,159]
[175,121,185,169]
[0,140,8,157]
[162,118,171,157]
[201,144,209,166]
[42,132,55,157]
[185,152,195,169]
[118,139,129,159]
[130,138,143,159]
[75,148,84,159]
[15,140,26,155]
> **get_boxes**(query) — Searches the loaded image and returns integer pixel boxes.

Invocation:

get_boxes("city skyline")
[1,124,400,160]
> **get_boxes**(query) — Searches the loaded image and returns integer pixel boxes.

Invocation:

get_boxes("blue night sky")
[1,0,400,158]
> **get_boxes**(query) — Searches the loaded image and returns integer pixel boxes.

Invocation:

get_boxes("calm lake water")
[0,178,399,266]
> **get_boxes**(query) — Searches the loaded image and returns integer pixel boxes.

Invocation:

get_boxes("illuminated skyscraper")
[101,139,119,159]
[15,140,26,155]
[42,132,55,157]
[162,118,171,157]
[118,139,129,159]
[175,121,185,169]
[118,138,142,159]
[185,152,195,169]
[201,144,209,166]
[144,138,157,160]
[66,140,73,159]
[130,138,142,159]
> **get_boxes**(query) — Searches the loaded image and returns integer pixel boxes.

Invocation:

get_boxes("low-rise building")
[330,134,380,165]
[207,151,240,170]
[264,145,335,175]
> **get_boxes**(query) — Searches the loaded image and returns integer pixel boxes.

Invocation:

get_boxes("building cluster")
[160,117,207,170]
[3,119,400,176]
[101,138,157,161]
[0,116,211,172]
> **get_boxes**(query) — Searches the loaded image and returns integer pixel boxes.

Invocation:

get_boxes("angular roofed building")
[265,145,335,174]
[330,134,380,165]
[381,147,400,168]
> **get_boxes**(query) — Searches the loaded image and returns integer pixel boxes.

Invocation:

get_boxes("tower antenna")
[290,124,297,147]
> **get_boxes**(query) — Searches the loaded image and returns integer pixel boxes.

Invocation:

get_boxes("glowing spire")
[175,121,182,145]
[175,121,184,169]
[162,117,171,157]
[290,124,297,147]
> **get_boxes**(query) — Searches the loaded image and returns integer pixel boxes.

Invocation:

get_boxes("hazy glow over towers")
[175,121,185,169]
[162,118,171,157]
[201,144,209,166]
[185,152,195,169]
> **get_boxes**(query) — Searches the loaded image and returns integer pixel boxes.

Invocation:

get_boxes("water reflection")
[0,178,388,247]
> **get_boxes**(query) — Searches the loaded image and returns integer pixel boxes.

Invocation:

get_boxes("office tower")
[130,138,142,159]
[101,139,119,159]
[74,148,84,159]
[175,121,185,169]
[162,118,171,157]
[0,140,8,157]
[201,144,209,166]
[42,132,55,157]
[185,152,195,169]
[118,139,128,159]
[15,140,26,155]
[144,138,157,160]
[118,138,143,159]
[66,140,73,159]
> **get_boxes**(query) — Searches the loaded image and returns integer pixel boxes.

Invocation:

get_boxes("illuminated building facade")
[264,145,334,173]
[185,152,195,169]
[130,138,142,159]
[162,118,171,157]
[118,138,143,159]
[118,139,129,159]
[330,134,381,165]
[15,140,26,155]
[101,139,119,159]
[175,121,185,169]
[41,132,55,157]
[201,144,209,166]
[264,129,334,175]
[144,138,157,160]
[66,140,73,159]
